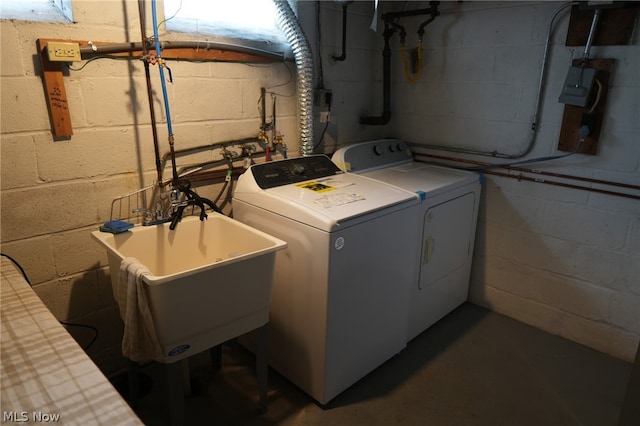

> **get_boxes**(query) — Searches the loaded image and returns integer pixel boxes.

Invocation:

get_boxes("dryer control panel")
[250,155,343,189]
[332,139,413,173]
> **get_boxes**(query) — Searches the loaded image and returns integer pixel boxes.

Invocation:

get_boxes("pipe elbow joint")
[359,111,391,126]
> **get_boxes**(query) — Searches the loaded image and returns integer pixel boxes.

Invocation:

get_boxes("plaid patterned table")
[1,257,143,425]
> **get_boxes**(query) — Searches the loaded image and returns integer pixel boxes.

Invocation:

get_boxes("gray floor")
[128,303,632,426]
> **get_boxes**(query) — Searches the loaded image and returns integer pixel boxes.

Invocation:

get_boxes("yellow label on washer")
[296,181,336,192]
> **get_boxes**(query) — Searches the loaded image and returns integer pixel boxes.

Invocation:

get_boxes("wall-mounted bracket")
[565,3,638,47]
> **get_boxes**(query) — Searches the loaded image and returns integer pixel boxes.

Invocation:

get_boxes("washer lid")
[234,156,419,231]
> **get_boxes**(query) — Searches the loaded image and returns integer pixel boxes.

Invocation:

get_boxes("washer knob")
[373,145,383,156]
[291,163,306,175]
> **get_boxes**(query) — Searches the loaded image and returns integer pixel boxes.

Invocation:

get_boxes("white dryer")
[332,139,482,341]
[232,155,420,404]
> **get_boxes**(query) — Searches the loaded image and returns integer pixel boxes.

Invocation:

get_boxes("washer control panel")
[251,155,343,189]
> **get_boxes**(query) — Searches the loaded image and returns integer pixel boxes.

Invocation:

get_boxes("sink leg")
[182,359,192,398]
[128,360,140,408]
[166,361,185,426]
[209,344,222,371]
[256,324,268,413]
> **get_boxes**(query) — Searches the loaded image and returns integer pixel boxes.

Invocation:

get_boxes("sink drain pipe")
[332,1,354,61]
[360,20,392,125]
[274,0,314,156]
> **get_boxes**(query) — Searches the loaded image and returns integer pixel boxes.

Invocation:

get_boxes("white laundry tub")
[91,213,286,363]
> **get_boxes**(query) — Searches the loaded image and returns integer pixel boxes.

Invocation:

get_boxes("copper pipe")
[414,152,640,191]
[413,152,640,200]
[481,169,640,200]
[137,0,164,186]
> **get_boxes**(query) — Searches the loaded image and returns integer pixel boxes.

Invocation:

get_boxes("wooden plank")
[85,47,279,63]
[565,4,639,47]
[558,58,614,155]
[161,48,279,63]
[37,39,73,138]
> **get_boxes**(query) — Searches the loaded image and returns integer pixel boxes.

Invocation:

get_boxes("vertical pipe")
[261,87,267,131]
[359,21,392,125]
[332,2,350,61]
[137,0,163,184]
[583,8,601,60]
[151,0,179,181]
[272,93,277,140]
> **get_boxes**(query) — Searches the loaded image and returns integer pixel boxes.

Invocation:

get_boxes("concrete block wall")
[385,1,640,361]
[0,0,300,375]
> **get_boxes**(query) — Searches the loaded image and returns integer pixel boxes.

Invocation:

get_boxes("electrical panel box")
[559,66,597,107]
[558,58,614,155]
[46,42,81,62]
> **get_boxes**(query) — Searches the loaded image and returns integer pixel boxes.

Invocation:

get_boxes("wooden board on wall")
[37,39,74,138]
[565,4,639,47]
[558,58,614,155]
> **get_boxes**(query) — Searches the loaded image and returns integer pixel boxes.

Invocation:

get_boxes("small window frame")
[161,0,290,58]
[0,0,73,23]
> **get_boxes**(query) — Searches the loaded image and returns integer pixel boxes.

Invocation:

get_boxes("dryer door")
[419,192,476,289]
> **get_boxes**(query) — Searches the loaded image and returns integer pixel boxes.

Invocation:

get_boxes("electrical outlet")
[314,89,333,109]
[46,42,81,62]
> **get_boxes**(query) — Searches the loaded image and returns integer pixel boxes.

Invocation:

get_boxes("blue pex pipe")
[151,0,173,137]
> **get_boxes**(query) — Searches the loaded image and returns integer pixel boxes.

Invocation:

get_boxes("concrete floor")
[124,303,632,426]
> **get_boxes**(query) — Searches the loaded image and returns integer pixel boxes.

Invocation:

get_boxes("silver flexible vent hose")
[274,0,314,156]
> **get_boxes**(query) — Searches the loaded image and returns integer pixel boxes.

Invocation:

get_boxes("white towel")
[117,257,163,362]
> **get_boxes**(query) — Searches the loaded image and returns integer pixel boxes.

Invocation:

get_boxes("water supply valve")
[273,131,287,159]
[257,130,268,148]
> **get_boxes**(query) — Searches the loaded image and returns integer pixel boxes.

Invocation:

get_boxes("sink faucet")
[169,179,222,230]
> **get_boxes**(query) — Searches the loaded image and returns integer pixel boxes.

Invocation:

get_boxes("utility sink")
[91,213,287,363]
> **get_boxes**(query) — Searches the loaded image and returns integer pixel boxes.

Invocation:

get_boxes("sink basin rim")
[91,213,287,285]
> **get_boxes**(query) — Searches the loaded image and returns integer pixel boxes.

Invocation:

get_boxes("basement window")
[163,0,289,55]
[0,0,73,22]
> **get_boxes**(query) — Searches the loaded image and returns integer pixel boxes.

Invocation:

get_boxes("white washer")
[232,155,420,404]
[332,139,482,341]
